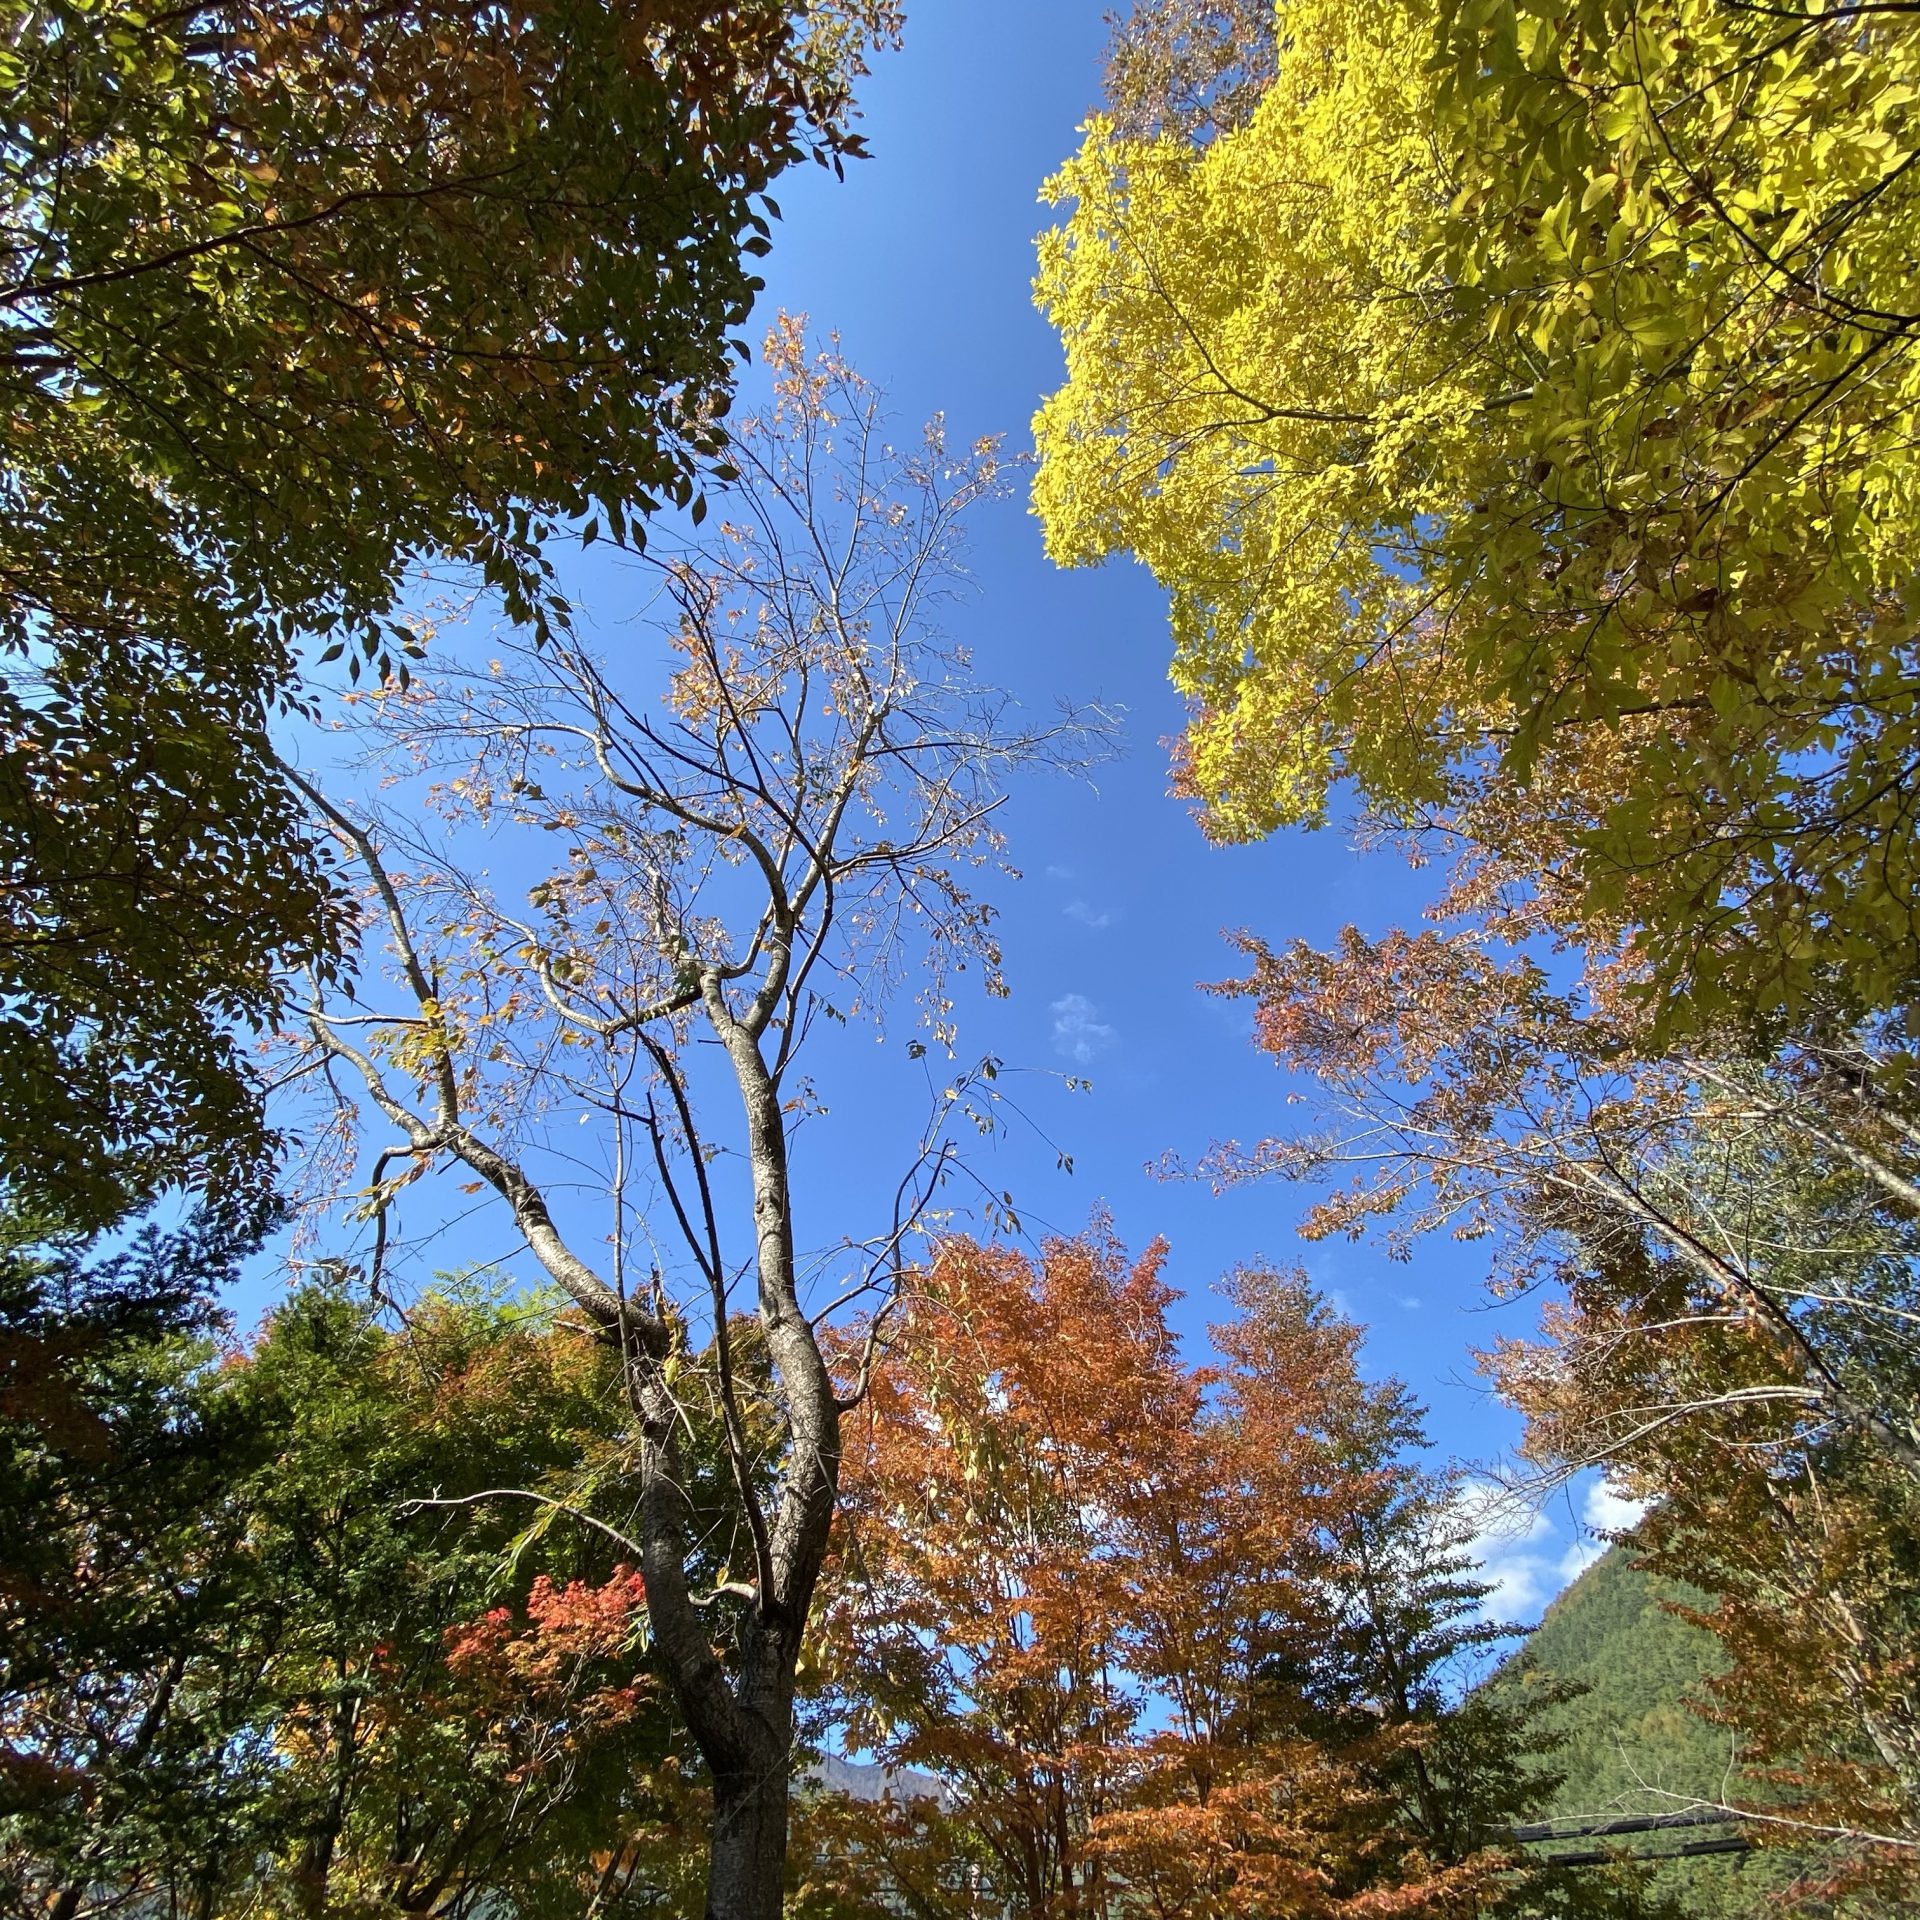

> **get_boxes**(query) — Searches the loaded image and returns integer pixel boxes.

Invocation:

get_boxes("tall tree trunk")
[654,984,839,1919]
[706,1779,788,1920]
[701,1615,802,1920]
[296,1686,360,1916]
[623,1242,824,1920]
[706,1737,792,1920]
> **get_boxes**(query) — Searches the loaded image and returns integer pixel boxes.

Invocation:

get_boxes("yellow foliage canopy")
[1035,0,1920,1034]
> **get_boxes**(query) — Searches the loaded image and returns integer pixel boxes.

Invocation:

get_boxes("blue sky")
[283,0,1623,1622]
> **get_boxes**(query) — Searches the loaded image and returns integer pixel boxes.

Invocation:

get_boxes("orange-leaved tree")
[817,1231,1592,1920]
[1204,910,1920,1882]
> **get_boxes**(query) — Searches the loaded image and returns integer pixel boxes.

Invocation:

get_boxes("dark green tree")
[1,1261,706,1920]
[0,1213,282,1919]
[1304,1391,1653,1918]
[1493,1549,1805,1920]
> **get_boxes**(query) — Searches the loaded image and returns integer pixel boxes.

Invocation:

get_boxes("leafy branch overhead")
[0,0,900,1231]
[1059,3,1920,1895]
[1036,0,1920,1037]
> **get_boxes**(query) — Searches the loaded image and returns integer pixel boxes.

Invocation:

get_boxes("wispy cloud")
[1050,992,1116,1065]
[1064,899,1116,931]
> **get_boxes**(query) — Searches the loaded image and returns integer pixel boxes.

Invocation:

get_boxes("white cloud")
[1456,1486,1561,1618]
[1559,1479,1649,1581]
[1064,898,1116,930]
[1583,1478,1651,1536]
[1441,1468,1658,1625]
[1050,992,1116,1065]
[1458,1475,1653,1615]
[1558,1535,1608,1582]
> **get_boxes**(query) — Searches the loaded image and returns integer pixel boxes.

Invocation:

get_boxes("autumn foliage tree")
[1035,0,1920,1039]
[0,0,899,1232]
[818,1231,1616,1920]
[0,1268,706,1920]
[294,329,1100,1920]
[1042,12,1920,1872]
[1200,908,1920,1889]
[1101,0,1277,144]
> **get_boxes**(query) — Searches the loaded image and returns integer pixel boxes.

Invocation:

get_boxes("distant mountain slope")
[1510,1546,1735,1815]
[807,1752,948,1806]
[1495,1546,1801,1917]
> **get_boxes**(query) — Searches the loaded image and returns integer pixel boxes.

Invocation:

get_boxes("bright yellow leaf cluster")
[1035,0,1920,1030]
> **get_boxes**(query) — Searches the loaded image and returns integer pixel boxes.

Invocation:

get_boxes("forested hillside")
[1501,1549,1803,1916]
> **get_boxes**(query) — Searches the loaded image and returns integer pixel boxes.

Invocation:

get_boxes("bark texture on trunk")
[704,1650,796,1920]
[706,1774,790,1920]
